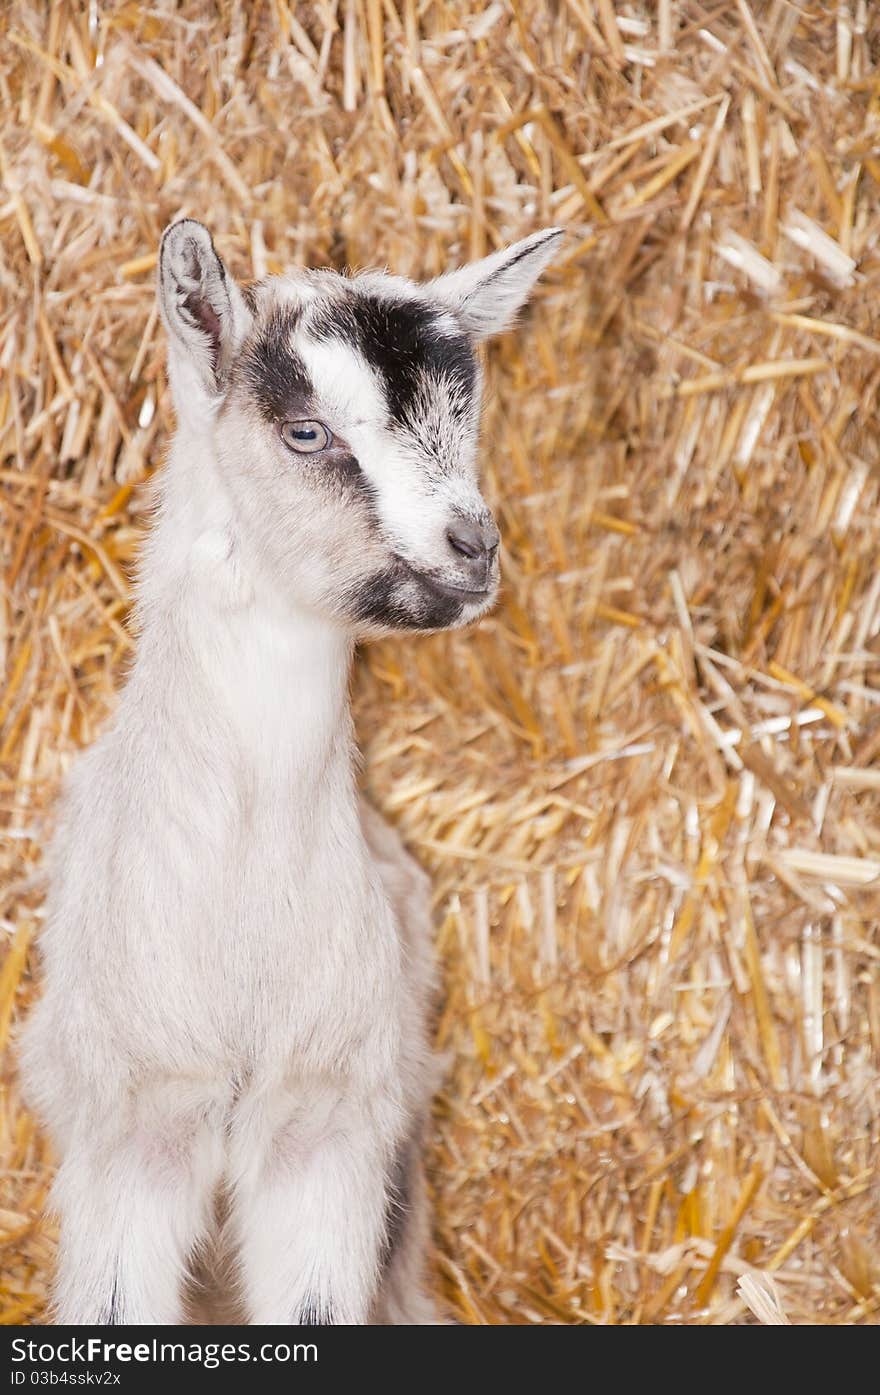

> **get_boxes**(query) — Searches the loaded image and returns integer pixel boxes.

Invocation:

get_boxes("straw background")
[2,1,880,1325]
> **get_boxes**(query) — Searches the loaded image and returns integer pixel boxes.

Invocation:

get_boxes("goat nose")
[446,517,500,563]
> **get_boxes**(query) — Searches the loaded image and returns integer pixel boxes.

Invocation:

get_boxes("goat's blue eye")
[280,420,332,453]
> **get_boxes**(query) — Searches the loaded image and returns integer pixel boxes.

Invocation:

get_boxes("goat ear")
[158,220,252,396]
[430,228,564,340]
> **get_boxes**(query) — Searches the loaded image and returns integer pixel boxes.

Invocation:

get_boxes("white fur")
[19,221,562,1325]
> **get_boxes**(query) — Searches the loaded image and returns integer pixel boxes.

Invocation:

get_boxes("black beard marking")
[352,564,463,631]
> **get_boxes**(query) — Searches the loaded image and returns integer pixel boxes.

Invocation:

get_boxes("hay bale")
[1,0,879,1324]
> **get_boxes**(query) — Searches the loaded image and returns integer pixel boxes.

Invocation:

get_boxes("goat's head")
[158,219,562,634]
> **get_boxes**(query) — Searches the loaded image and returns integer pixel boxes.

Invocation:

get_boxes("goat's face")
[222,277,495,633]
[158,221,562,635]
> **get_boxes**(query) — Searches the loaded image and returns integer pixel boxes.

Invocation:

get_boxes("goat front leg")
[231,1082,400,1325]
[50,1087,225,1325]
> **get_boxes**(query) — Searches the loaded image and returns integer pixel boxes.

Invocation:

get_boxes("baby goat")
[20,220,562,1325]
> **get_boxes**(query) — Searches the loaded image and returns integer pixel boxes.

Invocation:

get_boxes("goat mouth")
[406,568,493,603]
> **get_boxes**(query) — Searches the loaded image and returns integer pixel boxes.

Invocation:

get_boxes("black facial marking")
[353,565,463,631]
[329,451,360,481]
[310,292,477,430]
[298,1298,333,1325]
[354,569,414,629]
[324,450,368,494]
[239,305,313,423]
[297,447,376,513]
